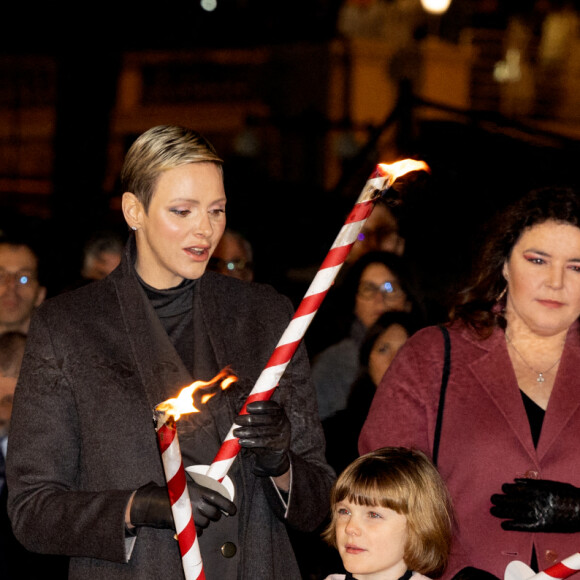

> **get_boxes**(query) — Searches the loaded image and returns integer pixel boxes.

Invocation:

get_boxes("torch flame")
[156,369,237,421]
[377,159,430,186]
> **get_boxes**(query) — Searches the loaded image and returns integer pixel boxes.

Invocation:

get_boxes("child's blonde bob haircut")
[323,447,453,578]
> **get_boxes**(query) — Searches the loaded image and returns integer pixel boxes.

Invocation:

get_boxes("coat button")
[221,542,237,558]
[545,550,558,563]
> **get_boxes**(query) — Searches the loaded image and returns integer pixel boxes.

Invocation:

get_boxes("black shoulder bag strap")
[433,325,451,467]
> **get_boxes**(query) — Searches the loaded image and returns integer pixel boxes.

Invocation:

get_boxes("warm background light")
[420,0,452,15]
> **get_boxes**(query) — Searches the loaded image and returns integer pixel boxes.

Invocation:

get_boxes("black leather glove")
[451,567,500,580]
[233,400,291,477]
[490,478,580,532]
[130,479,237,535]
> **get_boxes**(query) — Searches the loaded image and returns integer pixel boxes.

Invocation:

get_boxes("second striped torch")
[206,159,429,483]
[505,553,580,580]
[154,371,237,580]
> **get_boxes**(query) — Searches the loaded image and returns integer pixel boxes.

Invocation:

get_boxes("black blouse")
[520,390,545,449]
[520,389,545,572]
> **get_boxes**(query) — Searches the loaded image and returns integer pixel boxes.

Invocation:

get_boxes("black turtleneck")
[138,275,196,372]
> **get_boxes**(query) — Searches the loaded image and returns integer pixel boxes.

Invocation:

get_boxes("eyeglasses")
[356,226,399,245]
[209,257,253,273]
[0,270,37,287]
[358,280,404,300]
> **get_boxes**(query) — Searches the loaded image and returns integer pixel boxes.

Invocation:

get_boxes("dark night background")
[2,1,580,321]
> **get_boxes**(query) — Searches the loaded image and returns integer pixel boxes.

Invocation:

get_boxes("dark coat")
[6,240,335,579]
[0,464,69,578]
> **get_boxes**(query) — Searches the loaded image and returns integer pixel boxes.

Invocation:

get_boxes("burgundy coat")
[359,322,580,580]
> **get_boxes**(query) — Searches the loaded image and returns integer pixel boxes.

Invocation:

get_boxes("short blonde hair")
[120,125,223,212]
[323,447,453,578]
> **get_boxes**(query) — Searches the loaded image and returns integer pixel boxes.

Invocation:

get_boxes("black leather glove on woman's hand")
[490,478,580,532]
[130,479,237,535]
[233,400,291,477]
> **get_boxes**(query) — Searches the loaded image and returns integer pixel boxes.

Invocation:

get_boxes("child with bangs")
[323,447,454,580]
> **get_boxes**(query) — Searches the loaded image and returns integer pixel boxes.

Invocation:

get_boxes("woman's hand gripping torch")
[206,159,429,483]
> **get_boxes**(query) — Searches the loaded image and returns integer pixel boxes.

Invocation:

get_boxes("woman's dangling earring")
[497,285,507,302]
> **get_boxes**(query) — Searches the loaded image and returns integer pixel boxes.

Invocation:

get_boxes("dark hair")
[307,251,424,357]
[452,186,580,337]
[342,251,421,320]
[0,235,44,286]
[342,310,421,428]
[359,310,422,370]
[0,235,40,260]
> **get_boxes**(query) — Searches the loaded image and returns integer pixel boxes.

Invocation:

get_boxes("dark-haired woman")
[360,187,580,579]
[323,311,422,476]
[311,251,422,421]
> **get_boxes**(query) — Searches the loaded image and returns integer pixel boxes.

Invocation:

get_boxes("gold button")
[545,550,558,563]
[221,542,237,558]
[524,470,539,479]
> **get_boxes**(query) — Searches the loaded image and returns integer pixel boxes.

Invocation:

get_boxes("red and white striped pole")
[505,553,580,580]
[206,159,429,483]
[155,411,205,580]
[541,554,580,580]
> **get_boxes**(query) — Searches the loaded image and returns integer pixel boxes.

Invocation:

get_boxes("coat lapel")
[111,238,193,411]
[196,273,257,414]
[537,322,580,460]
[195,273,231,373]
[465,327,538,460]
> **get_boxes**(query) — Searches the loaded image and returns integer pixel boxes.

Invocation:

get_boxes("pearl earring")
[131,226,137,231]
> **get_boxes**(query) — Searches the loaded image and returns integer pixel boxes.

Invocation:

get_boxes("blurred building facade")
[3,2,580,220]
[2,0,580,288]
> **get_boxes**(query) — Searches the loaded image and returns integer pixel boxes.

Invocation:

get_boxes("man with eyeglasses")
[0,238,46,335]
[209,228,254,282]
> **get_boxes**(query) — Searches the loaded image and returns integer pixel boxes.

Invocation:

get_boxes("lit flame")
[377,159,430,185]
[156,369,237,421]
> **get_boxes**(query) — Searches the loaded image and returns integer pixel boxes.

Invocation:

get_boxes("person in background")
[6,125,334,580]
[81,230,124,281]
[323,311,422,476]
[360,186,580,579]
[0,237,46,335]
[347,200,405,266]
[311,251,423,421]
[0,332,26,481]
[0,331,68,579]
[208,228,254,282]
[322,446,453,580]
[59,230,125,294]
